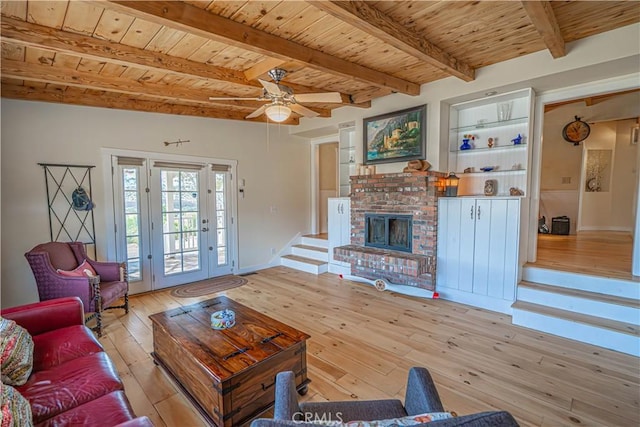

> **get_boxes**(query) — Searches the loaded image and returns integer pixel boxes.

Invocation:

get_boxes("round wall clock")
[562,116,590,145]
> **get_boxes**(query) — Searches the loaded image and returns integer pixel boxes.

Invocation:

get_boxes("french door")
[113,156,235,293]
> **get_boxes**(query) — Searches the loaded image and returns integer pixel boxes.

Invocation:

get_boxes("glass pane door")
[151,167,208,288]
[114,160,152,294]
[209,171,233,276]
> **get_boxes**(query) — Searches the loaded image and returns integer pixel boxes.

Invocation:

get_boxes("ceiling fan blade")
[290,103,320,118]
[209,97,264,101]
[294,92,342,104]
[246,105,267,119]
[258,79,283,96]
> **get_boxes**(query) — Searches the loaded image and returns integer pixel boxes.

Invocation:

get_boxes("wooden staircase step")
[519,281,640,308]
[512,301,639,337]
[293,244,328,253]
[281,254,327,266]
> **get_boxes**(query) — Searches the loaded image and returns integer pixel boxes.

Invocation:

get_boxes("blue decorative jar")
[511,134,523,145]
[460,139,472,150]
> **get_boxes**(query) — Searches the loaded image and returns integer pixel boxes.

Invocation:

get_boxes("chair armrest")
[0,297,85,336]
[404,367,445,415]
[273,371,302,420]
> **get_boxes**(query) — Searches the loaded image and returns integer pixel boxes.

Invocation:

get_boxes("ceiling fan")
[208,68,342,122]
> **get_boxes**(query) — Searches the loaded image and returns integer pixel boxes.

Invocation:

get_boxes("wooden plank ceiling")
[1,1,638,125]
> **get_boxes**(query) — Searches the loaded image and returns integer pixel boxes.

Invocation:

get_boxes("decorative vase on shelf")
[460,139,472,150]
[511,134,523,145]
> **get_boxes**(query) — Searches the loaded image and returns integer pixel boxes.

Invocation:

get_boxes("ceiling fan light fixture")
[265,104,291,122]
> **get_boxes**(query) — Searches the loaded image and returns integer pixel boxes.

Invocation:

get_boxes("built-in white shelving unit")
[448,88,534,197]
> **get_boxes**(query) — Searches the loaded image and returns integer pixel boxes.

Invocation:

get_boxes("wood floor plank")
[100,267,639,426]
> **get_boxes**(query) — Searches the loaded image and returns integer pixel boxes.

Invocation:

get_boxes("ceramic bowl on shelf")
[480,166,495,172]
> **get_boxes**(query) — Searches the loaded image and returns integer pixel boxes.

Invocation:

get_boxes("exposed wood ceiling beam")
[520,1,566,58]
[0,84,300,124]
[243,58,287,82]
[105,1,420,97]
[1,58,289,110]
[544,88,640,112]
[0,17,251,86]
[308,0,475,82]
[0,17,364,108]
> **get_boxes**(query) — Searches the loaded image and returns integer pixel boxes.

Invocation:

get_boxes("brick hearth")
[334,171,444,291]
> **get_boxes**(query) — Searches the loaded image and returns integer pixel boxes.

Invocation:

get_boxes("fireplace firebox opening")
[365,213,412,253]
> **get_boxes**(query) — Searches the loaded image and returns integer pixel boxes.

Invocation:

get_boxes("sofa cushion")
[16,352,123,423]
[1,317,34,386]
[1,382,33,427]
[100,281,128,308]
[32,325,103,371]
[34,391,135,427]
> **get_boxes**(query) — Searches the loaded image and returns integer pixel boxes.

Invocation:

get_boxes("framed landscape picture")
[363,105,426,164]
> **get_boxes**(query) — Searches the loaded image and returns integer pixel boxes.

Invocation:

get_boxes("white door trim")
[527,73,640,265]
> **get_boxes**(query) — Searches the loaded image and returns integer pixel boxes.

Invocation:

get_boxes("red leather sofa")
[1,297,153,427]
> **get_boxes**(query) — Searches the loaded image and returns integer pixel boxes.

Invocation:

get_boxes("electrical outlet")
[562,176,571,184]
[270,206,277,214]
[270,248,276,255]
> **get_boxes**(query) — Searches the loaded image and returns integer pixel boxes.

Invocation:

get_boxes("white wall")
[1,101,310,308]
[611,119,639,231]
[579,122,617,230]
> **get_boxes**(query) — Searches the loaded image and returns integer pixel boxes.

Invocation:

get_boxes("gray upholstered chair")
[251,367,518,427]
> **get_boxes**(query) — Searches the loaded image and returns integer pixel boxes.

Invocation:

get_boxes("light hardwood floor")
[533,231,638,281]
[100,267,640,427]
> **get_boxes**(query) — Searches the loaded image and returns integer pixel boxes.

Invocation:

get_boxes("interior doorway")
[535,89,640,279]
[317,142,338,234]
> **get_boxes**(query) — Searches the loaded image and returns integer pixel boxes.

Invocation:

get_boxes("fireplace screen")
[365,214,412,252]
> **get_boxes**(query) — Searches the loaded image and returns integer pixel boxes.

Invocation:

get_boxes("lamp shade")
[444,172,460,197]
[265,104,291,122]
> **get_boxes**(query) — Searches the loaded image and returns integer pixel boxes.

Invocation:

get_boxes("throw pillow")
[0,318,34,386]
[56,259,97,278]
[306,412,454,427]
[1,382,34,427]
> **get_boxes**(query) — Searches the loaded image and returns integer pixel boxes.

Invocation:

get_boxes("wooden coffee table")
[149,295,310,426]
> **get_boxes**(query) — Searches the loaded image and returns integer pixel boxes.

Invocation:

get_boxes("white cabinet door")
[328,197,350,267]
[459,198,476,292]
[437,197,521,307]
[472,198,492,295]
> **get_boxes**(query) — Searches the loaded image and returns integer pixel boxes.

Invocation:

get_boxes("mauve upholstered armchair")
[25,241,129,337]
[251,367,519,427]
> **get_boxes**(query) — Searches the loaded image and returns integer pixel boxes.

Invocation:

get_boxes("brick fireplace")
[334,171,444,291]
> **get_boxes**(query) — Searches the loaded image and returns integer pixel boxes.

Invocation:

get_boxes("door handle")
[201,227,209,232]
[477,205,481,220]
[470,205,474,219]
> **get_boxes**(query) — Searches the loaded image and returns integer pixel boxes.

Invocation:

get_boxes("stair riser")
[523,267,639,299]
[291,247,328,262]
[518,287,639,324]
[300,236,329,249]
[281,257,328,275]
[512,309,639,357]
